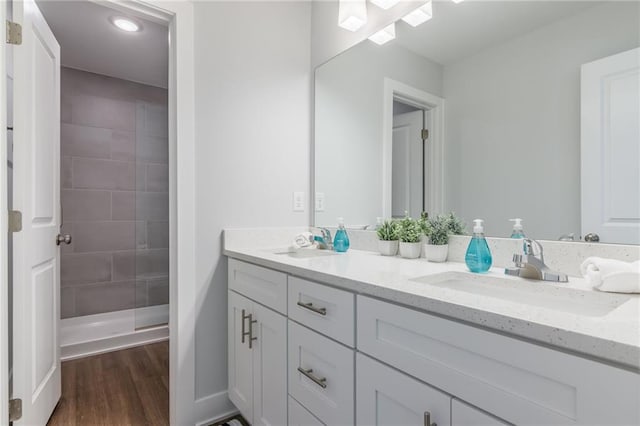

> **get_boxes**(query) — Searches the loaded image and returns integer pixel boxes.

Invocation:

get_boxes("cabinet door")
[357,353,451,426]
[252,302,287,426]
[228,291,255,423]
[452,400,508,426]
[289,396,325,426]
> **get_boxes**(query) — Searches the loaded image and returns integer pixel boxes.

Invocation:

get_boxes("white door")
[392,110,424,218]
[252,302,286,426]
[356,353,451,426]
[12,0,61,424]
[581,48,640,244]
[228,291,254,422]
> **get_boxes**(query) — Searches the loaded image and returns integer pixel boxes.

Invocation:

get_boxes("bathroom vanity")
[225,242,640,426]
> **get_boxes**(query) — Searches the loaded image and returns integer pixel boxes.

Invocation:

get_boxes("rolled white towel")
[293,232,314,249]
[580,257,640,293]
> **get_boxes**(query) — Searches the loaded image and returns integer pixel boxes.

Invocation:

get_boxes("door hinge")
[6,20,22,45]
[9,210,22,233]
[9,398,22,422]
[421,129,429,140]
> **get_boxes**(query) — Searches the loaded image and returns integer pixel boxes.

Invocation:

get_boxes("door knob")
[56,234,72,245]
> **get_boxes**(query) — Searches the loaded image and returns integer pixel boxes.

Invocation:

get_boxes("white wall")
[443,1,639,239]
[315,42,442,227]
[192,1,311,423]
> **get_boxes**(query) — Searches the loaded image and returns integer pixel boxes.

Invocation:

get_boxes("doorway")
[7,0,173,423]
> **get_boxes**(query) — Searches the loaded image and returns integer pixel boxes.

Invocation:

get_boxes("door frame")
[1,0,196,424]
[382,78,444,218]
[0,2,9,423]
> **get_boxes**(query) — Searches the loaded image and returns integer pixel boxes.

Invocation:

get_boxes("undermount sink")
[410,271,632,317]
[272,249,339,259]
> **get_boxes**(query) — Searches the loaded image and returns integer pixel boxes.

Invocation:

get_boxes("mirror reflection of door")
[392,100,426,219]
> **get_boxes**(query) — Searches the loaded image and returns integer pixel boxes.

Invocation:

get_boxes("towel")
[292,232,314,249]
[580,257,640,293]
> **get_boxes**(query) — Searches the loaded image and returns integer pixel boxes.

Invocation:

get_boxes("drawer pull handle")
[241,309,250,344]
[248,315,258,349]
[297,367,327,389]
[297,301,327,316]
[424,411,437,426]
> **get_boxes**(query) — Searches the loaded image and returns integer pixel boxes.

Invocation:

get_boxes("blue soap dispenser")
[333,217,350,253]
[509,218,526,239]
[465,219,492,273]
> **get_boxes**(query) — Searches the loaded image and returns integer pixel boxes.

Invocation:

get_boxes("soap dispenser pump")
[509,218,526,239]
[333,217,350,253]
[465,219,492,273]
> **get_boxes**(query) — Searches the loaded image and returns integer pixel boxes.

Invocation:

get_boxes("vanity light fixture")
[110,16,142,32]
[451,0,465,3]
[368,22,396,45]
[401,0,433,27]
[338,0,367,32]
[370,0,400,10]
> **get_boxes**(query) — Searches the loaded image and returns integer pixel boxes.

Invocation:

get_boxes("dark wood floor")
[47,341,169,426]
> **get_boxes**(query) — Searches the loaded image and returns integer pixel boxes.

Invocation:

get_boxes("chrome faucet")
[505,238,568,282]
[313,228,333,250]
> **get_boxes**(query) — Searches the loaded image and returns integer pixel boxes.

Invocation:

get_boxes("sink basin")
[272,249,339,259]
[410,271,632,317]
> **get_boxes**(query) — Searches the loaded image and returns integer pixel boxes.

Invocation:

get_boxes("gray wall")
[60,67,169,318]
[443,1,640,239]
[315,42,442,227]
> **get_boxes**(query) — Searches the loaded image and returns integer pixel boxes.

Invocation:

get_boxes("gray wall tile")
[147,221,169,248]
[112,249,169,280]
[61,252,112,286]
[72,158,135,191]
[110,130,136,161]
[61,156,73,189]
[147,277,169,306]
[146,164,168,192]
[111,191,135,221]
[74,281,136,316]
[136,192,169,221]
[61,287,76,319]
[73,221,136,252]
[61,189,111,221]
[61,123,112,159]
[136,135,168,164]
[69,94,136,131]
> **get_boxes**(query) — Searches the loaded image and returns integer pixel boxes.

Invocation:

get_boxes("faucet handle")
[523,238,544,263]
[320,228,332,242]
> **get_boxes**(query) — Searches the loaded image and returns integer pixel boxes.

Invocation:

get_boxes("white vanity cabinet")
[227,257,640,426]
[228,260,288,426]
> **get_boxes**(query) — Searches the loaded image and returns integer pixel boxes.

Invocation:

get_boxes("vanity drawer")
[288,396,325,426]
[357,296,640,426]
[228,258,287,314]
[288,276,355,347]
[288,321,354,425]
[452,399,509,426]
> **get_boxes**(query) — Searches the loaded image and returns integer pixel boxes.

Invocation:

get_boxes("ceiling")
[394,1,602,66]
[36,0,168,88]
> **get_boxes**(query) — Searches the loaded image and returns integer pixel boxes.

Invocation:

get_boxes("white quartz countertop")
[224,246,640,371]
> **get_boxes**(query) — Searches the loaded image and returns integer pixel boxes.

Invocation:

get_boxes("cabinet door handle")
[241,309,251,344]
[424,411,437,426]
[297,367,327,389]
[296,301,327,316]
[248,314,258,349]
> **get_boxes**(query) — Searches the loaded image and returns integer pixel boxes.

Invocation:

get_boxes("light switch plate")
[293,192,305,212]
[315,192,325,212]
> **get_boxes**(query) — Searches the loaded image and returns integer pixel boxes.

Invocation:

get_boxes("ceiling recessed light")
[401,1,433,27]
[338,0,367,32]
[110,17,141,32]
[368,23,396,45]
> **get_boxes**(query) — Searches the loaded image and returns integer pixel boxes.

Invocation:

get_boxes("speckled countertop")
[224,245,640,371]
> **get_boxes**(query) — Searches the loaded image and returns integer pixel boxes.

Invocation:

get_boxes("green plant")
[377,220,399,241]
[397,216,422,243]
[445,211,466,236]
[428,216,450,245]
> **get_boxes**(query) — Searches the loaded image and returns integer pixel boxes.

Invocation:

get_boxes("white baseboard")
[192,391,237,426]
[61,305,169,361]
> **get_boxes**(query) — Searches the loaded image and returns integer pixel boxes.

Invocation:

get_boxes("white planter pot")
[399,242,422,259]
[378,240,399,256]
[425,244,449,262]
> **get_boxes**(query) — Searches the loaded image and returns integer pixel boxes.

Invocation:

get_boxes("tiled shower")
[59,67,168,326]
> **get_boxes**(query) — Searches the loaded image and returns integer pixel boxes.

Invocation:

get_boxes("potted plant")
[376,219,399,256]
[423,212,466,262]
[397,216,423,259]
